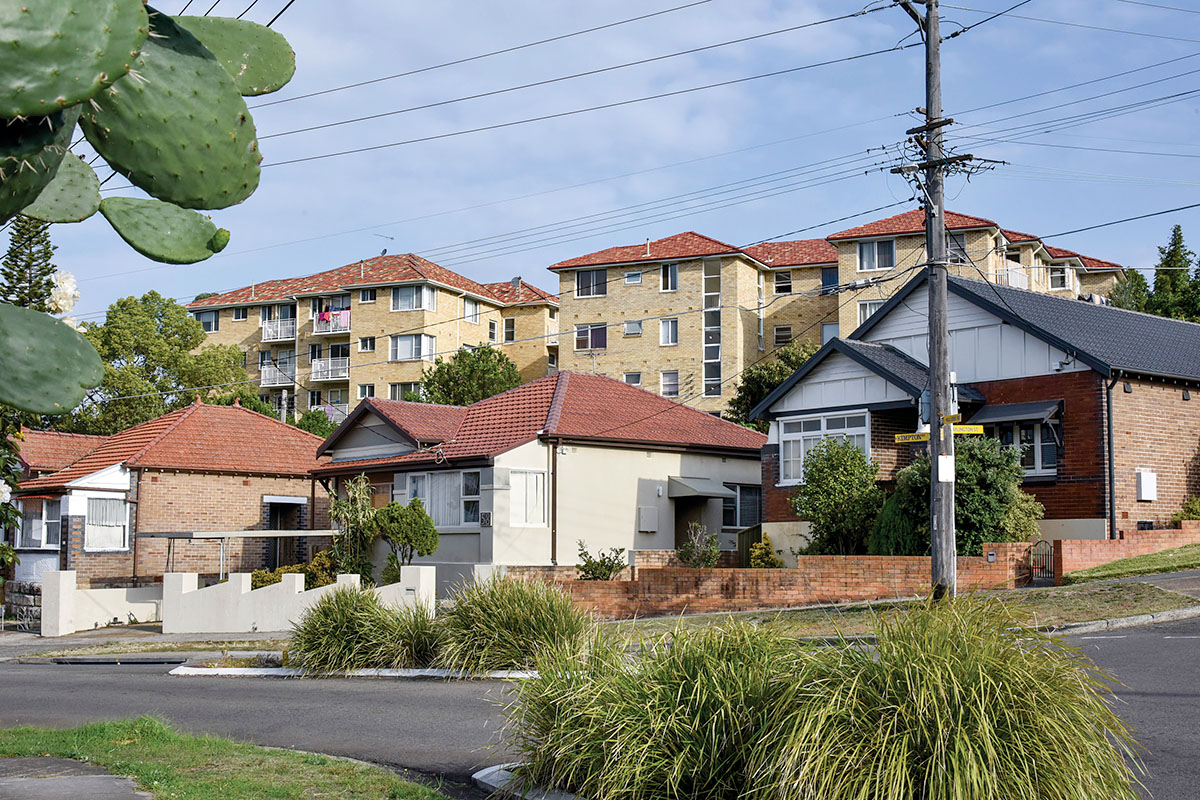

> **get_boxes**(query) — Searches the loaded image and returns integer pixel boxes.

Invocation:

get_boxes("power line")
[941,4,1200,43]
[237,0,261,19]
[266,0,295,27]
[1113,0,1200,14]
[944,0,1033,39]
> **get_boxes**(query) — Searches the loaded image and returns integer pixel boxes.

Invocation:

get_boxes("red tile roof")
[315,372,765,473]
[14,429,107,473]
[548,232,744,271]
[481,279,559,305]
[743,238,838,267]
[827,210,999,241]
[1001,228,1039,244]
[187,254,556,309]
[20,402,328,491]
[1044,245,1123,272]
[366,399,468,444]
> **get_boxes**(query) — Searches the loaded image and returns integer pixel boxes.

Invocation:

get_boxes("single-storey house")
[11,400,331,587]
[751,273,1200,553]
[312,371,766,590]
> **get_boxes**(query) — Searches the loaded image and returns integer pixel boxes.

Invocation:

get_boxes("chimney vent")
[511,276,522,289]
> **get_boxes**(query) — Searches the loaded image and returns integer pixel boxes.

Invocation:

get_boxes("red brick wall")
[64,516,134,588]
[870,408,919,481]
[761,444,797,525]
[503,550,736,583]
[1054,521,1200,584]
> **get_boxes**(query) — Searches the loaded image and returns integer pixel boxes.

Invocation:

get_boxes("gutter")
[1106,373,1120,540]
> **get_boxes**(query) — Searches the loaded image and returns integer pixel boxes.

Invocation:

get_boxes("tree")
[60,291,247,435]
[789,438,884,555]
[1147,226,1197,320]
[193,292,220,301]
[0,217,57,311]
[726,338,820,431]
[419,345,521,406]
[329,474,379,584]
[211,387,275,418]
[375,497,439,571]
[296,408,337,438]
[1108,269,1151,314]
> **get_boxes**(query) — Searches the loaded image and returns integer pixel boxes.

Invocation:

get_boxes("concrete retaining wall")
[41,571,163,637]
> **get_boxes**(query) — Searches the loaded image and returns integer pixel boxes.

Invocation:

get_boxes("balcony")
[314,311,351,335]
[311,357,350,381]
[259,364,294,387]
[319,403,350,423]
[994,267,1029,290]
[261,318,297,342]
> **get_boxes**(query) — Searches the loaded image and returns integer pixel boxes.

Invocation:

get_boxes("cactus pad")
[0,106,79,223]
[176,16,296,96]
[99,196,230,264]
[80,8,261,210]
[0,302,103,414]
[23,153,100,223]
[0,0,149,118]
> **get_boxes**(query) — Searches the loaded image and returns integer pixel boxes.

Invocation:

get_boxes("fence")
[1054,521,1200,584]
[41,571,163,637]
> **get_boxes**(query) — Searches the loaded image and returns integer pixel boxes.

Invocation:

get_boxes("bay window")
[18,498,60,549]
[779,412,869,483]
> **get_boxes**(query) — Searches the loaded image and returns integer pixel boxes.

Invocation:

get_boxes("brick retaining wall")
[503,550,738,583]
[1054,521,1200,584]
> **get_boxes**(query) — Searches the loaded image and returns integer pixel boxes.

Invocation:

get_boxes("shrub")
[789,437,884,554]
[1000,486,1045,542]
[379,553,404,586]
[1171,495,1200,526]
[436,577,591,674]
[290,585,427,672]
[390,600,442,669]
[329,474,378,585]
[251,550,337,590]
[676,521,720,568]
[748,532,784,568]
[867,492,926,556]
[374,498,439,567]
[576,541,626,581]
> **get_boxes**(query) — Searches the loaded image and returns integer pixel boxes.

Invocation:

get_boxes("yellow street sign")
[894,424,984,443]
[941,413,962,424]
[953,424,984,435]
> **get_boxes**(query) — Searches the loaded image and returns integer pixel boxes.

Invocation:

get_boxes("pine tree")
[0,216,57,312]
[1109,269,1151,313]
[1147,225,1196,320]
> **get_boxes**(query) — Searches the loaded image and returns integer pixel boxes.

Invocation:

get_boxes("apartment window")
[232,307,248,321]
[722,485,761,530]
[660,263,678,292]
[504,317,516,343]
[389,382,421,401]
[624,319,642,337]
[986,421,1059,476]
[488,320,497,342]
[1006,248,1022,265]
[624,372,641,386]
[774,271,792,294]
[330,342,350,359]
[661,370,680,397]
[359,336,375,352]
[258,351,271,369]
[549,307,557,320]
[703,260,722,396]
[309,343,322,362]
[575,323,607,350]
[780,413,869,483]
[821,322,839,344]
[511,471,546,526]
[1049,267,1071,290]
[857,239,895,272]
[261,305,274,322]
[773,326,792,347]
[194,310,218,333]
[391,284,436,311]
[308,390,322,408]
[547,351,558,369]
[358,383,375,399]
[625,271,642,285]
[464,297,480,324]
[575,268,607,297]
[947,231,969,263]
[660,318,678,346]
[858,299,885,326]
[360,288,377,303]
[820,266,838,295]
[85,497,128,551]
[390,334,436,361]
[18,499,60,549]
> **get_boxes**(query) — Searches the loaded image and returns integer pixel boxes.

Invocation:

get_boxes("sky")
[53,0,1200,324]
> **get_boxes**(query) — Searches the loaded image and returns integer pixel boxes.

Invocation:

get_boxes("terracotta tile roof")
[827,209,1000,241]
[315,372,765,473]
[548,232,745,271]
[481,279,559,305]
[20,402,327,492]
[743,238,838,267]
[14,429,107,473]
[365,398,468,444]
[187,254,546,309]
[1043,245,1123,272]
[1001,228,1040,243]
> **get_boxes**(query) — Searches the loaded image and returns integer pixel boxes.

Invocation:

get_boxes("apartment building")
[550,209,1124,414]
[187,254,558,420]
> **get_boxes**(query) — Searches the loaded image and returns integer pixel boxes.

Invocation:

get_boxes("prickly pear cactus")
[0,106,80,222]
[81,7,261,210]
[23,153,100,223]
[176,16,296,96]
[0,302,104,414]
[99,196,231,264]
[0,0,149,118]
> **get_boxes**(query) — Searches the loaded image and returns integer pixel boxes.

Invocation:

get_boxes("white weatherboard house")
[312,372,766,592]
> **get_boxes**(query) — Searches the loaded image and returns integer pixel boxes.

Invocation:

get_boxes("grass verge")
[0,716,447,800]
[28,639,291,658]
[1064,543,1200,584]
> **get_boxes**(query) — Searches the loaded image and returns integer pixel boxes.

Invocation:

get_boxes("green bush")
[374,498,439,567]
[867,492,926,555]
[1171,495,1200,526]
[676,521,720,568]
[250,550,337,590]
[576,541,626,581]
[290,585,430,673]
[789,438,884,554]
[748,532,784,568]
[436,576,591,674]
[1000,486,1045,542]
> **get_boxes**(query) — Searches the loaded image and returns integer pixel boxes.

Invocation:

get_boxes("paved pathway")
[0,758,150,799]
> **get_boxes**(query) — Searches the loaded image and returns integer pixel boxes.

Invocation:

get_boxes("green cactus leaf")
[23,153,101,223]
[99,196,229,264]
[0,107,79,224]
[0,302,103,414]
[80,8,261,211]
[175,16,296,96]
[0,0,149,118]
[208,227,231,253]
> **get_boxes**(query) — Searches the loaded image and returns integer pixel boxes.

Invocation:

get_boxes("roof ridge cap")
[544,372,569,433]
[226,399,330,442]
[125,404,201,465]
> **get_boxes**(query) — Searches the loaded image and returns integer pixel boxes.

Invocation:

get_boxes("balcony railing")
[314,311,351,335]
[259,364,294,387]
[994,267,1029,290]
[320,403,350,422]
[311,357,350,381]
[261,318,297,342]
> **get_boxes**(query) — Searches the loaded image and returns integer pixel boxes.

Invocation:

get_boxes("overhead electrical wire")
[941,4,1200,44]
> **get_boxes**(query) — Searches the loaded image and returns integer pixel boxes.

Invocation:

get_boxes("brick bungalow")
[12,400,331,587]
[751,273,1200,556]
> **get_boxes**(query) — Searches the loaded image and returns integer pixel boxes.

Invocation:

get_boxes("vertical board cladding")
[1054,522,1200,583]
[967,370,1107,521]
[1112,377,1200,529]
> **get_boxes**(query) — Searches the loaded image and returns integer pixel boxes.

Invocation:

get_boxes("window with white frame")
[504,317,516,343]
[660,263,678,292]
[360,288,377,303]
[624,372,641,386]
[774,271,792,294]
[391,284,437,311]
[308,389,322,408]
[660,318,678,346]
[193,310,218,332]
[358,336,375,352]
[464,297,480,324]
[389,382,421,400]
[1049,267,1072,290]
[510,471,546,526]
[232,307,248,321]
[85,497,128,551]
[549,307,557,320]
[661,370,679,397]
[462,470,480,524]
[390,333,436,361]
[773,326,792,347]
[624,319,642,337]
[625,270,642,285]
[722,484,761,529]
[779,413,869,483]
[575,269,607,297]
[406,470,481,528]
[488,319,497,341]
[821,322,839,344]
[548,351,557,369]
[575,322,607,350]
[858,299,885,326]
[985,421,1059,476]
[358,383,375,399]
[857,239,895,272]
[18,498,60,549]
[947,231,969,263]
[703,260,722,396]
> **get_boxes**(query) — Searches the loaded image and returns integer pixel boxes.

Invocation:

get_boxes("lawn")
[0,717,448,800]
[613,580,1197,639]
[1064,543,1200,584]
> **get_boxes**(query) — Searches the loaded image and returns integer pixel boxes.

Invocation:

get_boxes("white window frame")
[308,389,322,408]
[660,370,680,397]
[774,271,792,294]
[358,336,375,352]
[947,231,969,263]
[462,470,481,525]
[624,319,642,337]
[547,351,558,369]
[360,288,377,303]
[858,299,885,326]
[358,383,375,399]
[84,496,129,552]
[194,310,218,332]
[773,326,792,347]
[778,411,871,486]
[406,469,482,530]
[624,270,642,285]
[510,470,547,527]
[659,318,678,346]
[464,297,480,324]
[821,322,839,344]
[575,269,607,298]
[232,307,248,321]
[574,322,607,351]
[389,333,436,362]
[624,372,641,386]
[985,420,1059,477]
[703,260,722,396]
[18,498,61,550]
[857,239,896,272]
[488,319,498,342]
[660,263,678,292]
[1049,266,1072,291]
[388,382,421,401]
[503,317,516,343]
[391,284,437,311]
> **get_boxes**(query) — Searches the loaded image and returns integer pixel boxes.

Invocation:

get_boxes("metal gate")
[1030,540,1054,582]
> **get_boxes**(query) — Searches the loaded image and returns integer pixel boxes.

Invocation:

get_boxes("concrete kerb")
[1042,604,1200,636]
[168,665,537,680]
[473,764,583,800]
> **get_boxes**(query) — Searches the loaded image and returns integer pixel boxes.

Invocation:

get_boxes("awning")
[667,476,736,499]
[968,400,1061,426]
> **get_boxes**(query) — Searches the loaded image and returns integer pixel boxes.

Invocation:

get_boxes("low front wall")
[565,542,1030,619]
[1054,521,1200,584]
[41,571,163,637]
[499,549,739,584]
